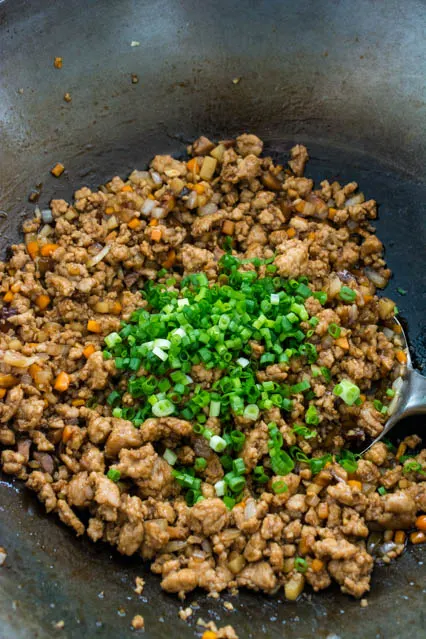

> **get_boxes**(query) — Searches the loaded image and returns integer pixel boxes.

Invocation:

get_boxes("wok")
[0,1,425,637]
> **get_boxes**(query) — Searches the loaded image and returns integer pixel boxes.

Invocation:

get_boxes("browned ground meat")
[0,135,424,606]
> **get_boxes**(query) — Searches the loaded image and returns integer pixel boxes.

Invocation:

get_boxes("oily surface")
[0,136,424,607]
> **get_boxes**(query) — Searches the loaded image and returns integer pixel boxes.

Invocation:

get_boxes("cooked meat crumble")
[0,135,424,604]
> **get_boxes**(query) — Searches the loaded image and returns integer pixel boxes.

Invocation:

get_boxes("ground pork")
[0,135,422,612]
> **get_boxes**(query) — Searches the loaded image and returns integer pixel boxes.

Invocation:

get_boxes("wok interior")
[0,0,425,637]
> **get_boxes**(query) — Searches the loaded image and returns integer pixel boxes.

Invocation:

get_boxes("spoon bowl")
[360,317,426,453]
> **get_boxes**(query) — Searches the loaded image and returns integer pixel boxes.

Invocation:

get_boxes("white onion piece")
[39,224,53,237]
[164,540,187,552]
[198,202,218,216]
[365,267,387,289]
[382,327,395,339]
[87,244,111,267]
[151,207,167,219]
[41,209,53,223]
[345,193,364,206]
[151,171,162,185]
[3,350,39,368]
[106,215,119,230]
[186,191,198,209]
[244,499,257,520]
[141,199,156,215]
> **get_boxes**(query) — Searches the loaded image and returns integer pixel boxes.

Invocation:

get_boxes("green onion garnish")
[339,286,357,302]
[333,379,360,406]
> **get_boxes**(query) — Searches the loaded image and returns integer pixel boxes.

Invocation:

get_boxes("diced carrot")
[128,217,141,230]
[311,558,324,573]
[287,228,296,238]
[27,240,40,260]
[394,530,406,544]
[62,425,74,443]
[328,207,337,219]
[35,294,51,310]
[359,394,366,403]
[11,282,21,293]
[287,188,298,199]
[0,389,6,399]
[295,200,305,213]
[186,157,198,173]
[51,163,65,177]
[347,480,362,491]
[54,371,70,392]
[149,218,158,226]
[110,301,122,315]
[121,184,133,192]
[415,515,426,532]
[105,231,117,242]
[40,243,60,257]
[151,228,162,242]
[87,319,102,333]
[202,631,218,639]
[3,291,14,302]
[0,374,18,389]
[72,399,85,407]
[105,206,114,215]
[29,363,42,380]
[163,249,176,270]
[410,531,426,545]
[147,193,155,200]
[222,220,235,236]
[83,344,96,359]
[335,336,349,350]
[363,294,373,303]
[396,350,407,364]
[324,461,332,469]
[192,183,205,195]
[54,57,63,69]
[308,231,316,240]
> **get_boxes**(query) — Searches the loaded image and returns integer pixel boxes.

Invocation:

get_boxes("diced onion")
[3,350,39,368]
[151,171,162,185]
[163,448,177,466]
[151,207,167,219]
[141,199,156,216]
[164,540,187,552]
[345,193,365,207]
[39,224,53,237]
[365,267,387,289]
[198,202,218,217]
[244,499,257,520]
[186,191,198,209]
[41,209,53,223]
[87,244,111,267]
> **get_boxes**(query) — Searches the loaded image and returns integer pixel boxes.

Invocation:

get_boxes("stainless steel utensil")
[361,317,426,453]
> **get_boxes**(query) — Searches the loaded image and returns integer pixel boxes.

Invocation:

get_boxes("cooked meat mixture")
[0,135,424,603]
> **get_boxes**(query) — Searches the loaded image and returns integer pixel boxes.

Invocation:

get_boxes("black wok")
[0,1,425,637]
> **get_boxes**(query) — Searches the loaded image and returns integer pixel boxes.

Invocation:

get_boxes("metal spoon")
[361,317,426,453]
